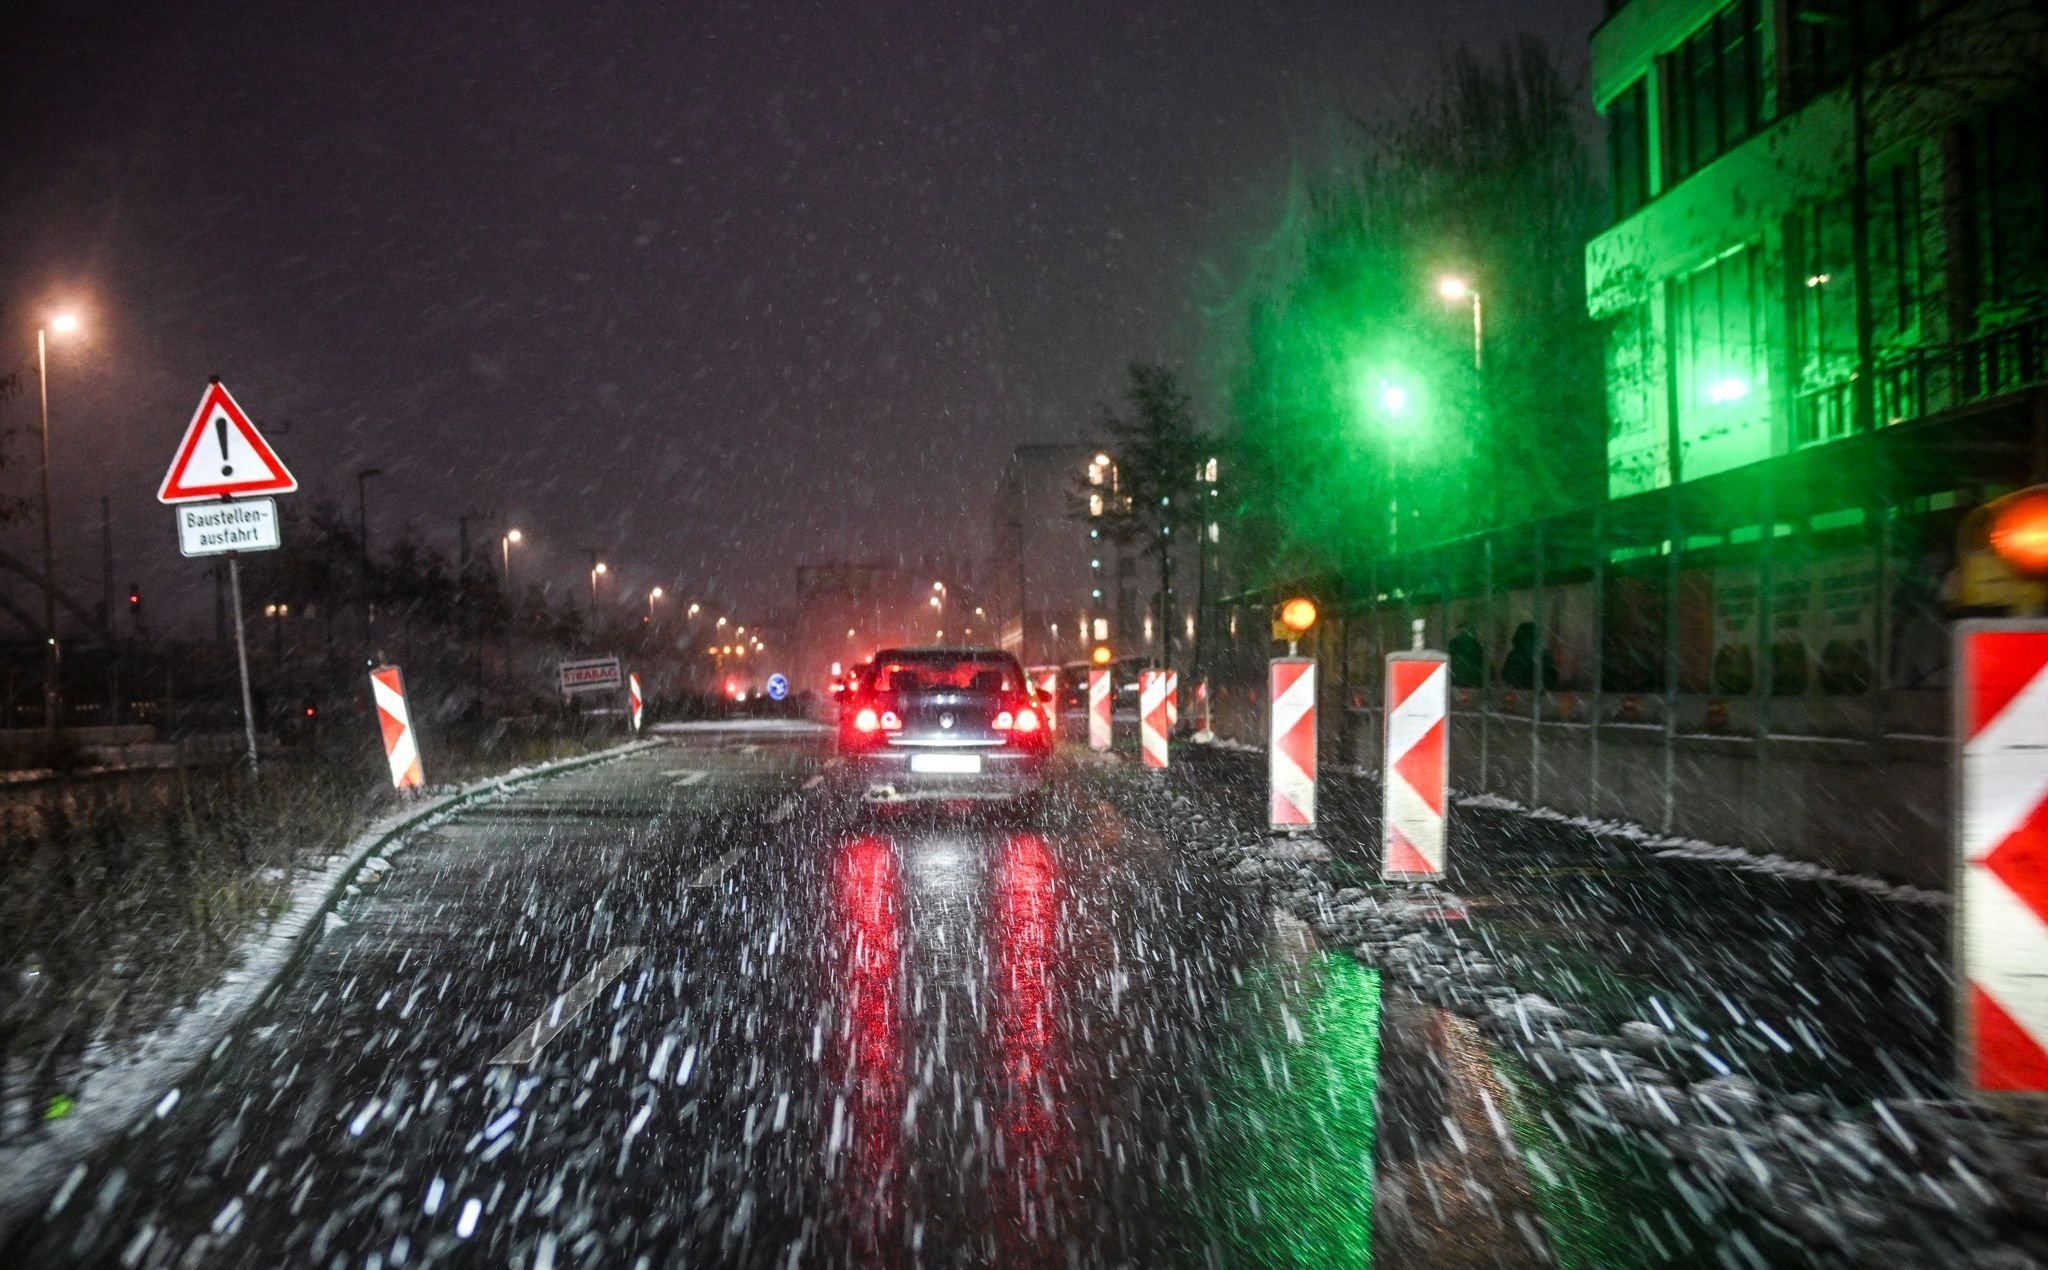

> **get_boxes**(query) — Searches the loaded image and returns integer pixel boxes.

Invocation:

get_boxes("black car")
[837,647,1050,807]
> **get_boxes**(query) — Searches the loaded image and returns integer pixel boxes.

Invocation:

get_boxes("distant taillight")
[854,707,879,733]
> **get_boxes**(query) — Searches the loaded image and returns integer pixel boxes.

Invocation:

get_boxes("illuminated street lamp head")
[1379,383,1409,414]
[650,586,664,600]
[47,312,80,336]
[1091,644,1114,666]
[506,528,522,544]
[1279,596,1319,637]
[716,617,727,627]
[687,602,701,616]
[1436,276,1472,302]
[592,562,607,575]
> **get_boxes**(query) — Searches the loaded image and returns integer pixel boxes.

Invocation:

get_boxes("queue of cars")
[831,647,1052,809]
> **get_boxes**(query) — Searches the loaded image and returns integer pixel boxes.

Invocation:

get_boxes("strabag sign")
[176,498,281,557]
[559,656,623,695]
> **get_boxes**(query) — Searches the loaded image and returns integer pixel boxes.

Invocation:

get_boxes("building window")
[1672,245,1765,439]
[1092,617,1108,642]
[1786,0,1919,107]
[1607,77,1651,221]
[1665,0,1763,182]
[1791,161,1923,442]
[1967,94,2048,316]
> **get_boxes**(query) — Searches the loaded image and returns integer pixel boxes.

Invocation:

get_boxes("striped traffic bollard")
[1139,670,1169,770]
[1384,621,1448,882]
[1269,657,1316,832]
[629,673,644,732]
[1088,668,1112,751]
[1957,621,2048,1098]
[369,665,425,792]
[1165,671,1179,731]
[1036,668,1059,735]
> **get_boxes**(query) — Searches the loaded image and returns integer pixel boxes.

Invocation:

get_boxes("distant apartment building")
[989,443,1219,671]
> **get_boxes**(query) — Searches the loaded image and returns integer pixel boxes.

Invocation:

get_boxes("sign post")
[1384,620,1449,883]
[158,380,296,771]
[1956,621,2048,1103]
[370,665,424,791]
[1140,670,1169,770]
[1088,667,1111,751]
[1270,658,1316,832]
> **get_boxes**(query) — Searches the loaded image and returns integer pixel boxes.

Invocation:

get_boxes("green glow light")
[1204,953,1382,1266]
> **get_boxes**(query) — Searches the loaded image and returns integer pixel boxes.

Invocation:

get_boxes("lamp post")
[355,467,383,560]
[501,527,522,582]
[35,311,79,736]
[589,557,607,608]
[1436,275,1484,372]
[648,585,664,620]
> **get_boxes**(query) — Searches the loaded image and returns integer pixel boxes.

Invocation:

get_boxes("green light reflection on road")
[1205,952,1382,1267]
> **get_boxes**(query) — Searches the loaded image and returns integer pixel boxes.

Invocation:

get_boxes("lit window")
[1092,617,1108,641]
[1088,493,1104,517]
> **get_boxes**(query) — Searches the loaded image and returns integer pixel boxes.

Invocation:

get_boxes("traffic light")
[127,583,141,614]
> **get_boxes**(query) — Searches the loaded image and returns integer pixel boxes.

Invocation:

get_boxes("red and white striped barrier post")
[1088,668,1112,751]
[1140,670,1169,770]
[1957,621,2048,1098]
[1195,678,1214,742]
[1269,658,1316,832]
[1384,620,1448,882]
[1036,668,1059,735]
[1165,671,1179,731]
[369,665,424,792]
[629,673,644,733]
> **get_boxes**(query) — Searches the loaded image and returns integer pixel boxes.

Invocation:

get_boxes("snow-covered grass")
[0,739,661,1238]
[649,718,828,734]
[1453,792,1949,906]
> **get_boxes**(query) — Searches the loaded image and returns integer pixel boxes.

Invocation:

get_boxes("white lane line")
[489,946,642,1067]
[765,796,799,824]
[690,847,745,889]
[668,770,709,786]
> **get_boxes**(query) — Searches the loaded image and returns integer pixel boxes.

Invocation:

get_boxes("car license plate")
[910,753,981,774]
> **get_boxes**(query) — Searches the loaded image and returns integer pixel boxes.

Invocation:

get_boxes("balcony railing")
[1794,312,2048,448]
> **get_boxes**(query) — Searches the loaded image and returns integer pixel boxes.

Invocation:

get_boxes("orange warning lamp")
[1991,489,2048,576]
[1090,644,1114,666]
[1276,597,1318,638]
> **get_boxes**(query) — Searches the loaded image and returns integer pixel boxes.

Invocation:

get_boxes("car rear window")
[871,653,1022,693]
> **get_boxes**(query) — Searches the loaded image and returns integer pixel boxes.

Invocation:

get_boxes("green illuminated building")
[1589,0,2046,494]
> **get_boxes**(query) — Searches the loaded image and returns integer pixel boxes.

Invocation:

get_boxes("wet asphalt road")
[5,728,1408,1268]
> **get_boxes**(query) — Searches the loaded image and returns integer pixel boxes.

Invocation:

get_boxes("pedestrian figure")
[1500,621,1557,691]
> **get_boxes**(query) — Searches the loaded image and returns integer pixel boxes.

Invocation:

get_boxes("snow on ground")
[1454,791,1948,906]
[649,718,829,734]
[0,741,659,1236]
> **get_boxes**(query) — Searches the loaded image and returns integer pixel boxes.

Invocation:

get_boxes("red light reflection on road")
[830,834,902,1253]
[991,832,1070,1255]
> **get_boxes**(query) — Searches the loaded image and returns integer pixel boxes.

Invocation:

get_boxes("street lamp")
[687,602,701,617]
[1435,274,1484,372]
[35,310,81,735]
[501,527,522,582]
[648,585,664,618]
[589,558,607,607]
[716,616,728,629]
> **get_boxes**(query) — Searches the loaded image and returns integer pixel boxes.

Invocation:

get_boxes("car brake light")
[1014,707,1041,734]
[854,707,879,733]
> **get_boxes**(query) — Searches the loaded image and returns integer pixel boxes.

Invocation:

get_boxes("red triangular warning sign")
[158,381,298,504]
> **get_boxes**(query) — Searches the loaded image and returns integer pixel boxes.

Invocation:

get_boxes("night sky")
[0,0,1597,633]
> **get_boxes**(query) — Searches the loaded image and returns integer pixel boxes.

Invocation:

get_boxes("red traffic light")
[1991,489,2048,576]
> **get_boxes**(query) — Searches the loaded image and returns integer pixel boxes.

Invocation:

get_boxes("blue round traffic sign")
[765,673,789,701]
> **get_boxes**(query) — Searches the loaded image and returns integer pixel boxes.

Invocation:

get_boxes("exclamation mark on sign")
[215,415,232,476]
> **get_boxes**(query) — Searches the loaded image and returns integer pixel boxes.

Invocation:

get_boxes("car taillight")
[880,710,902,731]
[854,707,879,733]
[1013,706,1041,734]
[992,710,1015,731]
[993,706,1041,737]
